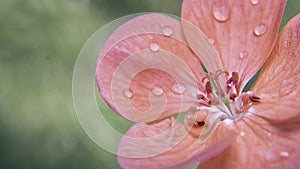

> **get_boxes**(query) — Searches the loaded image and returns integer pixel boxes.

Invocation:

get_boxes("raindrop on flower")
[279,151,290,158]
[123,89,133,98]
[239,51,248,59]
[251,0,259,5]
[240,131,246,137]
[171,83,186,95]
[208,38,215,45]
[152,87,164,96]
[161,26,173,37]
[149,42,160,52]
[253,24,268,36]
[212,0,230,22]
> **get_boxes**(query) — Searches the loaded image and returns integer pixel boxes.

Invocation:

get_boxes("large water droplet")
[265,149,291,164]
[253,24,268,36]
[152,87,164,96]
[212,0,230,22]
[208,38,215,45]
[264,130,272,138]
[240,131,246,137]
[171,83,186,95]
[251,0,259,5]
[149,42,159,52]
[279,151,290,158]
[239,51,248,59]
[123,89,133,98]
[161,26,173,37]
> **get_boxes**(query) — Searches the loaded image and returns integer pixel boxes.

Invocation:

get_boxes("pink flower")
[96,0,300,168]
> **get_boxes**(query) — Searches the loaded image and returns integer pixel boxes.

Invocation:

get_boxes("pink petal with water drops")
[198,113,300,169]
[198,13,300,169]
[118,117,236,169]
[252,13,300,121]
[181,0,286,90]
[96,14,206,122]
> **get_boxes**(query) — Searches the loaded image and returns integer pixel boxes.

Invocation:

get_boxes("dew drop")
[161,26,173,37]
[152,87,164,96]
[251,0,259,5]
[239,51,248,59]
[149,42,159,52]
[264,130,272,138]
[123,89,133,98]
[279,151,290,158]
[208,38,215,45]
[253,24,268,36]
[171,83,186,95]
[240,131,246,137]
[212,0,231,22]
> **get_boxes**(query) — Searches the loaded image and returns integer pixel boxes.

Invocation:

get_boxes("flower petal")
[181,0,286,89]
[117,118,236,169]
[198,113,300,169]
[252,13,300,121]
[96,14,206,122]
[197,14,300,169]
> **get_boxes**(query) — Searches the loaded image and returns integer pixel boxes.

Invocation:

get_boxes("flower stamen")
[188,70,261,143]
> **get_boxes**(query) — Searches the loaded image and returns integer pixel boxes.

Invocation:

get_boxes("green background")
[0,0,299,169]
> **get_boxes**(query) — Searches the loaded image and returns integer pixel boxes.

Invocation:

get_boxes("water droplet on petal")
[152,87,164,96]
[212,0,231,22]
[171,83,186,95]
[254,24,268,36]
[264,130,272,138]
[251,0,259,5]
[208,38,215,45]
[239,51,248,59]
[280,151,290,158]
[149,42,159,52]
[240,131,245,137]
[161,26,173,37]
[123,89,133,98]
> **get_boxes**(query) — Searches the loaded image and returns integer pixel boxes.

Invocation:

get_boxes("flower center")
[184,70,261,143]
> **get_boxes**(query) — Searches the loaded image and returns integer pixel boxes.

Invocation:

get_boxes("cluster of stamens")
[184,70,261,142]
[196,70,261,115]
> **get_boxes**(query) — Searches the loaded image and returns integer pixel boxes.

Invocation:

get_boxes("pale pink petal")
[181,0,286,89]
[197,14,300,169]
[252,13,300,121]
[118,118,236,169]
[198,113,300,169]
[96,14,206,122]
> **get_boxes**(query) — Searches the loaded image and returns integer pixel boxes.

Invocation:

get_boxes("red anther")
[197,121,205,126]
[231,72,239,84]
[230,93,237,100]
[226,84,232,93]
[205,81,213,94]
[197,94,205,100]
[227,78,233,84]
[208,100,212,105]
[249,95,261,103]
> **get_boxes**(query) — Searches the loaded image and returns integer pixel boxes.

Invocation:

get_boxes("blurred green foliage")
[0,0,298,169]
